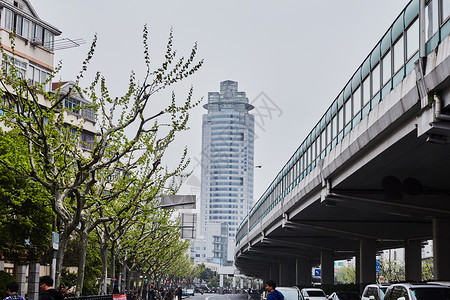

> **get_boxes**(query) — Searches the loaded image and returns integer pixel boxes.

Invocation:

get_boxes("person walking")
[174,287,182,300]
[265,280,283,300]
[39,276,64,300]
[4,282,23,300]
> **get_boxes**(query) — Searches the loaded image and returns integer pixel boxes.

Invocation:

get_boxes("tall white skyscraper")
[199,80,255,262]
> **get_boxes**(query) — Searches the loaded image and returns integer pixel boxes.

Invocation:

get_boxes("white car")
[361,284,389,300]
[186,289,195,296]
[276,286,304,300]
[327,291,360,300]
[383,283,450,300]
[301,288,327,300]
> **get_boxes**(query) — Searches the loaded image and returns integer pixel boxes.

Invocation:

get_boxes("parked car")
[277,286,304,300]
[383,283,450,300]
[301,288,327,300]
[186,289,195,296]
[182,289,188,296]
[361,284,390,300]
[328,291,361,300]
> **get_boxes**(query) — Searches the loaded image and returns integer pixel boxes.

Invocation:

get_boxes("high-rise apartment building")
[199,80,255,245]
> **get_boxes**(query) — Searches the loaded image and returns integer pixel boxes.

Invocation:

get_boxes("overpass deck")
[235,0,450,282]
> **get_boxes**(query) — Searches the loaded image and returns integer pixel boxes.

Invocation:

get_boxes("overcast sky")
[34,0,411,205]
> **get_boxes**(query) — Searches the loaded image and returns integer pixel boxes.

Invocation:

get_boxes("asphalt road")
[186,293,247,300]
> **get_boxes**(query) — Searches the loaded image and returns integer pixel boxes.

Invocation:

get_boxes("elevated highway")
[235,0,450,289]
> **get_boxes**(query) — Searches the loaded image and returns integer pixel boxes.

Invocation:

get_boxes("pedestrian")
[143,286,148,300]
[174,287,182,300]
[164,289,172,300]
[39,276,64,300]
[58,283,68,298]
[149,287,156,300]
[4,281,23,300]
[113,286,120,295]
[265,280,283,300]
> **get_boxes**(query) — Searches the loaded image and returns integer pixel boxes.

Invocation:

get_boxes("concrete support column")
[433,218,450,280]
[219,274,224,294]
[232,276,236,294]
[28,263,40,300]
[405,240,422,282]
[288,262,296,286]
[240,277,244,294]
[262,269,267,285]
[360,239,376,293]
[0,261,4,271]
[17,264,27,297]
[296,258,311,288]
[321,250,334,287]
[279,263,289,286]
[270,265,279,284]
[355,254,360,285]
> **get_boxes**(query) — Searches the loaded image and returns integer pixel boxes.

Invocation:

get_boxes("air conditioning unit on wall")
[30,38,41,46]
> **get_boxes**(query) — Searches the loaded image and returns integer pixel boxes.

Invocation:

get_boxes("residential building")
[0,0,61,93]
[51,81,97,151]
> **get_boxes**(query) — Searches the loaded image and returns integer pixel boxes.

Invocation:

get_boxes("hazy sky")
[33,0,411,204]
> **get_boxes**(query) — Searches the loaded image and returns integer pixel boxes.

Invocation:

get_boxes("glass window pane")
[312,141,316,160]
[327,123,331,145]
[407,19,419,59]
[16,15,22,35]
[372,64,381,94]
[425,0,439,40]
[444,0,450,22]
[353,86,361,116]
[5,9,13,31]
[345,98,351,125]
[22,19,30,39]
[393,36,404,72]
[382,51,391,85]
[338,108,344,132]
[362,76,370,105]
[34,24,43,42]
[332,115,337,139]
[320,130,325,151]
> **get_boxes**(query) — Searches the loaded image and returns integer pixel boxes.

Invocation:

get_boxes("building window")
[28,64,51,91]
[3,55,27,78]
[65,97,80,114]
[80,131,95,150]
[2,8,55,51]
[82,106,95,122]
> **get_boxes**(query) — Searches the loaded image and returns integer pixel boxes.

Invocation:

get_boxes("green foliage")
[82,233,102,295]
[0,129,53,262]
[0,26,203,291]
[210,275,219,288]
[422,258,434,281]
[335,265,356,284]
[378,259,405,283]
[0,271,15,299]
[61,268,77,290]
[195,264,214,283]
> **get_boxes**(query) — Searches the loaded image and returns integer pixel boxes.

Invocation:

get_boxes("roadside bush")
[0,271,16,299]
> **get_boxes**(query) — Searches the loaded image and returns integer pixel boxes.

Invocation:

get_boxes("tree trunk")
[98,232,109,295]
[109,244,116,294]
[55,228,70,288]
[76,223,89,296]
[126,267,131,292]
[121,260,127,293]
